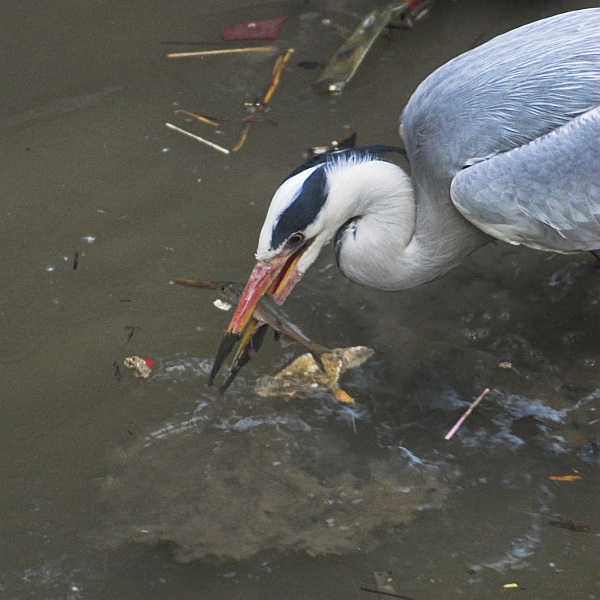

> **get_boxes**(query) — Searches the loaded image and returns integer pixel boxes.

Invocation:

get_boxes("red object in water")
[221,16,289,41]
[143,358,154,371]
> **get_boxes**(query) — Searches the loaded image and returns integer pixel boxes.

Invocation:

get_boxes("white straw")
[165,122,230,155]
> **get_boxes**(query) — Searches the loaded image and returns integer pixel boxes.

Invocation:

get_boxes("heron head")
[224,146,409,337]
[225,162,334,336]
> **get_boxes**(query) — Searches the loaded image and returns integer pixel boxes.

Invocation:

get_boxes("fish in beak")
[172,270,329,391]
[209,240,312,383]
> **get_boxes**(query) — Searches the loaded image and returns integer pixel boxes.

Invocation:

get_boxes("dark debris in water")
[547,516,591,533]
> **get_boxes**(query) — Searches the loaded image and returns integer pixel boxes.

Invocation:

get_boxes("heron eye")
[288,232,305,246]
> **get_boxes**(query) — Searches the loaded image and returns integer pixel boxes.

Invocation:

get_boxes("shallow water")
[1,1,599,598]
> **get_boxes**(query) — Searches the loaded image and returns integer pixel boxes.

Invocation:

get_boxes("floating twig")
[232,48,294,152]
[231,122,252,153]
[262,47,294,105]
[113,360,122,381]
[445,387,490,440]
[124,325,140,344]
[167,46,276,58]
[165,122,230,155]
[174,109,220,127]
[547,474,584,482]
[162,40,227,46]
[359,587,414,600]
[547,516,590,532]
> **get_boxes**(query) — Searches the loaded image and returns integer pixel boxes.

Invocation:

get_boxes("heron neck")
[333,162,488,290]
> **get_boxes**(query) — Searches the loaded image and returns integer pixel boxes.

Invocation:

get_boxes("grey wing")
[450,105,600,253]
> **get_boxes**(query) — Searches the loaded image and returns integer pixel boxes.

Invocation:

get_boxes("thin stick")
[232,47,294,152]
[261,47,294,105]
[359,587,414,600]
[167,46,276,58]
[174,109,219,127]
[231,121,251,153]
[165,122,230,155]
[444,388,490,440]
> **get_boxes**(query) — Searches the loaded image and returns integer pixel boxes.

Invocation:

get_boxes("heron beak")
[209,241,311,383]
[228,240,312,335]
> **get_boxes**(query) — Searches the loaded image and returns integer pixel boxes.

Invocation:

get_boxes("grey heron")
[211,8,600,380]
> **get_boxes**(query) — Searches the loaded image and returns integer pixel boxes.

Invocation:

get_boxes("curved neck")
[330,161,489,290]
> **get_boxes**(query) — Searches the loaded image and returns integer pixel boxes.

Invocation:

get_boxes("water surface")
[1,1,599,598]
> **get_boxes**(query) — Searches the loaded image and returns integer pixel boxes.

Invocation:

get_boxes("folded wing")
[451,106,600,253]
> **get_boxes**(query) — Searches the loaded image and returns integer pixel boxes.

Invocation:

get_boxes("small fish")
[217,282,329,354]
[171,278,331,391]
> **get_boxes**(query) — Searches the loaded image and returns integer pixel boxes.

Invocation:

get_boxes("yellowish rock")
[256,346,374,403]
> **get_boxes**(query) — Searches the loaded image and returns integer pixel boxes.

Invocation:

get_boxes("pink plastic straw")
[444,388,490,440]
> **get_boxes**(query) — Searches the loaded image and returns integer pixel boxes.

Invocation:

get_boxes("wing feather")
[450,106,600,252]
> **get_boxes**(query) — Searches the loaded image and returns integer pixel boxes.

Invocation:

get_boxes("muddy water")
[1,1,599,598]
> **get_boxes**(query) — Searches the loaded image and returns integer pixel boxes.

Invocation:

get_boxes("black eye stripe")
[271,166,328,250]
[269,146,407,251]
